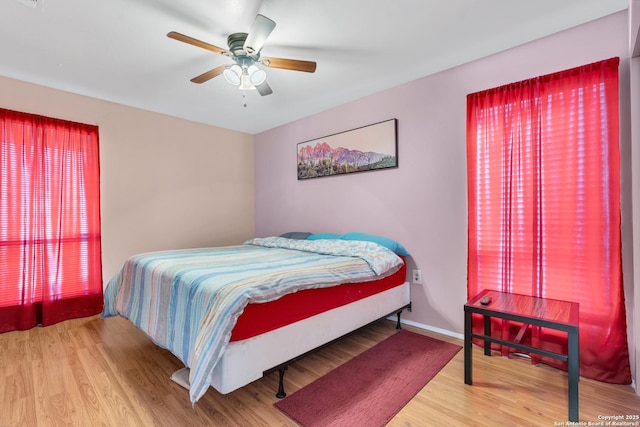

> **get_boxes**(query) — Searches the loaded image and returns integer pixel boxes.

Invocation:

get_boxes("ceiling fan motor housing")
[227,33,260,62]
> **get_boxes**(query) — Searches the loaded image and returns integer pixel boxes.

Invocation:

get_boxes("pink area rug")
[274,329,461,427]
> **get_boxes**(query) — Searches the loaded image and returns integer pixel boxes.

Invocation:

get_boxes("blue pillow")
[340,232,409,256]
[307,233,341,240]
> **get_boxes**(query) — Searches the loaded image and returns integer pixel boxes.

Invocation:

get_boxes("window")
[0,108,103,333]
[466,58,631,384]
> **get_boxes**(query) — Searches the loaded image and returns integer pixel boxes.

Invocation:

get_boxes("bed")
[102,234,411,404]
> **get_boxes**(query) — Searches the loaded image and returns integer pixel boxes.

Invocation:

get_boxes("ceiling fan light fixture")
[239,73,256,91]
[247,65,266,85]
[223,64,242,86]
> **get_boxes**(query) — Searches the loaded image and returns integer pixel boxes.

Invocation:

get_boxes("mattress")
[230,257,407,341]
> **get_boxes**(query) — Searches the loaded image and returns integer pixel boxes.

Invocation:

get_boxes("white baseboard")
[387,315,464,341]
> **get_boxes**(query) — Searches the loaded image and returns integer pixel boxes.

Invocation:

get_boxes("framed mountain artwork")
[296,119,398,180]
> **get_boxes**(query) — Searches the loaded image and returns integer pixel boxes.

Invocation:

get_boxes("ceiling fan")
[168,14,317,96]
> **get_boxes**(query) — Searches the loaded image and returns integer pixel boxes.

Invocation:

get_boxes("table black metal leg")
[464,309,472,385]
[567,329,579,422]
[483,315,491,356]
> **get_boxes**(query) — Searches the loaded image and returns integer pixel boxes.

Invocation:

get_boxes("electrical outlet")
[412,269,423,285]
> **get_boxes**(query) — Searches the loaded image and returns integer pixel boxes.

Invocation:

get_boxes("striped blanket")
[102,236,403,404]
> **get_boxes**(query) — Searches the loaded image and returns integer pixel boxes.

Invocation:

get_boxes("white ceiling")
[0,0,629,135]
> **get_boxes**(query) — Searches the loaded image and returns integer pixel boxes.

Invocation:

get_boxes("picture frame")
[296,118,398,180]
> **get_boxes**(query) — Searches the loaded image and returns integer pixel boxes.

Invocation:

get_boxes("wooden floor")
[1,315,638,427]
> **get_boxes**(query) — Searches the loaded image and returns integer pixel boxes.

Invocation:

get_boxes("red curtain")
[466,58,631,384]
[0,108,103,333]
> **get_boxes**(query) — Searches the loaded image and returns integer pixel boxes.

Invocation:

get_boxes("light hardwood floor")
[1,315,638,426]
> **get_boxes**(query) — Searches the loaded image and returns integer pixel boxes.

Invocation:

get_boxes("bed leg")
[395,303,411,329]
[395,310,403,329]
[276,366,287,398]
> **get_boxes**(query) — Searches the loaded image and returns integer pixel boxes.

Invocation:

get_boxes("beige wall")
[0,76,255,284]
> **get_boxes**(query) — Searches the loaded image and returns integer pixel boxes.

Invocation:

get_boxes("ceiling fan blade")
[261,57,317,73]
[243,14,276,54]
[190,65,226,84]
[255,81,273,96]
[167,31,227,55]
